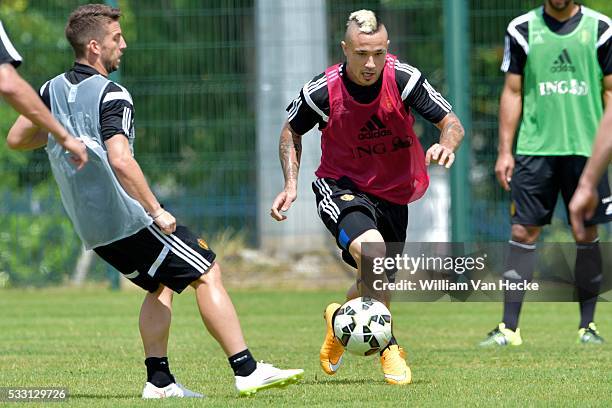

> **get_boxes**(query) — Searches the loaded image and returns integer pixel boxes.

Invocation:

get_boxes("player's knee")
[150,284,170,297]
[191,262,223,288]
[511,224,540,244]
[159,285,174,301]
[349,229,385,262]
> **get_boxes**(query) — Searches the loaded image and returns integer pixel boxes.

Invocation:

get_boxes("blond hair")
[346,9,380,34]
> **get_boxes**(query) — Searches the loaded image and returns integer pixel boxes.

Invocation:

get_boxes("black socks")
[229,349,257,377]
[575,240,602,328]
[146,350,258,385]
[501,239,602,331]
[379,336,398,356]
[502,241,536,331]
[145,357,175,388]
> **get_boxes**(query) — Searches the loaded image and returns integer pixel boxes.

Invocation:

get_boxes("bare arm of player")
[602,74,612,107]
[0,63,87,169]
[270,121,302,221]
[426,112,464,168]
[569,105,612,241]
[495,72,523,191]
[7,115,49,150]
[105,134,176,234]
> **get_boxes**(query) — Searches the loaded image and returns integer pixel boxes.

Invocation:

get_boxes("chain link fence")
[0,0,608,286]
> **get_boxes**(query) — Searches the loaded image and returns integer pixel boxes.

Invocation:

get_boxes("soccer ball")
[333,297,392,356]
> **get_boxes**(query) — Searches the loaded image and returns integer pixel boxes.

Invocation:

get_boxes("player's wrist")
[438,141,456,152]
[151,210,166,220]
[497,147,512,156]
[284,181,298,192]
[148,206,165,219]
[53,130,71,144]
[576,177,596,191]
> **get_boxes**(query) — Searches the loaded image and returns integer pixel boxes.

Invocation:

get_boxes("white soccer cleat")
[235,362,304,396]
[141,381,204,399]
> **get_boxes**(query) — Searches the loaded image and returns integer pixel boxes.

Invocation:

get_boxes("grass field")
[1,288,611,407]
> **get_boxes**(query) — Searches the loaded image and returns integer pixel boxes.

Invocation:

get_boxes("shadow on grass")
[69,393,137,399]
[308,376,430,386]
[308,378,377,385]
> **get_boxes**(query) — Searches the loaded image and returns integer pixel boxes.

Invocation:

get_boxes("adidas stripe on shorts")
[94,224,216,293]
[312,176,408,272]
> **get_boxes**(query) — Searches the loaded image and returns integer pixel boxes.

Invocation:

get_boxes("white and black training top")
[43,65,150,249]
[41,62,134,143]
[287,59,452,136]
[501,5,612,75]
[0,21,22,68]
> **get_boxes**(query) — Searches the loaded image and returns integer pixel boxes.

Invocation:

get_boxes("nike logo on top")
[551,48,575,73]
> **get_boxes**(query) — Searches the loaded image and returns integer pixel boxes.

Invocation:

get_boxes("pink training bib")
[315,54,429,205]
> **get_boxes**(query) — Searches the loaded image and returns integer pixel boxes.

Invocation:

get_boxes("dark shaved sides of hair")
[65,4,121,58]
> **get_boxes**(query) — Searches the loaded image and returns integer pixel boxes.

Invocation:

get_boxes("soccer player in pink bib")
[270,9,465,385]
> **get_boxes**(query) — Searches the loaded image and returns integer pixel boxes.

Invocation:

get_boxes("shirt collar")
[73,62,105,77]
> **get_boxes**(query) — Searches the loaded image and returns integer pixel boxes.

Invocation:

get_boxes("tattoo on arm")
[440,113,464,151]
[279,126,302,187]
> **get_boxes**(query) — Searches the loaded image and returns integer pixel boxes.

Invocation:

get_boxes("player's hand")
[569,184,598,241]
[153,210,176,234]
[61,136,88,170]
[425,143,455,168]
[495,152,514,191]
[270,188,297,221]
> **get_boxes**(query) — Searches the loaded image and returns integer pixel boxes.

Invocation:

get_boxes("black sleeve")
[399,75,451,125]
[501,32,527,75]
[0,21,22,68]
[286,72,329,135]
[39,81,51,109]
[500,17,529,75]
[100,82,134,141]
[597,20,612,75]
[395,61,450,124]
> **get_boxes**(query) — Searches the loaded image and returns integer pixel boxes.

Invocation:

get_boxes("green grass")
[0,288,611,407]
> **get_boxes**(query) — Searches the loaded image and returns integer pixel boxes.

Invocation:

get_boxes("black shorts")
[94,224,216,293]
[511,155,611,226]
[312,177,408,269]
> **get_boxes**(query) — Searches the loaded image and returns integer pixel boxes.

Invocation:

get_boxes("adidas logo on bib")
[550,48,575,73]
[358,114,392,140]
